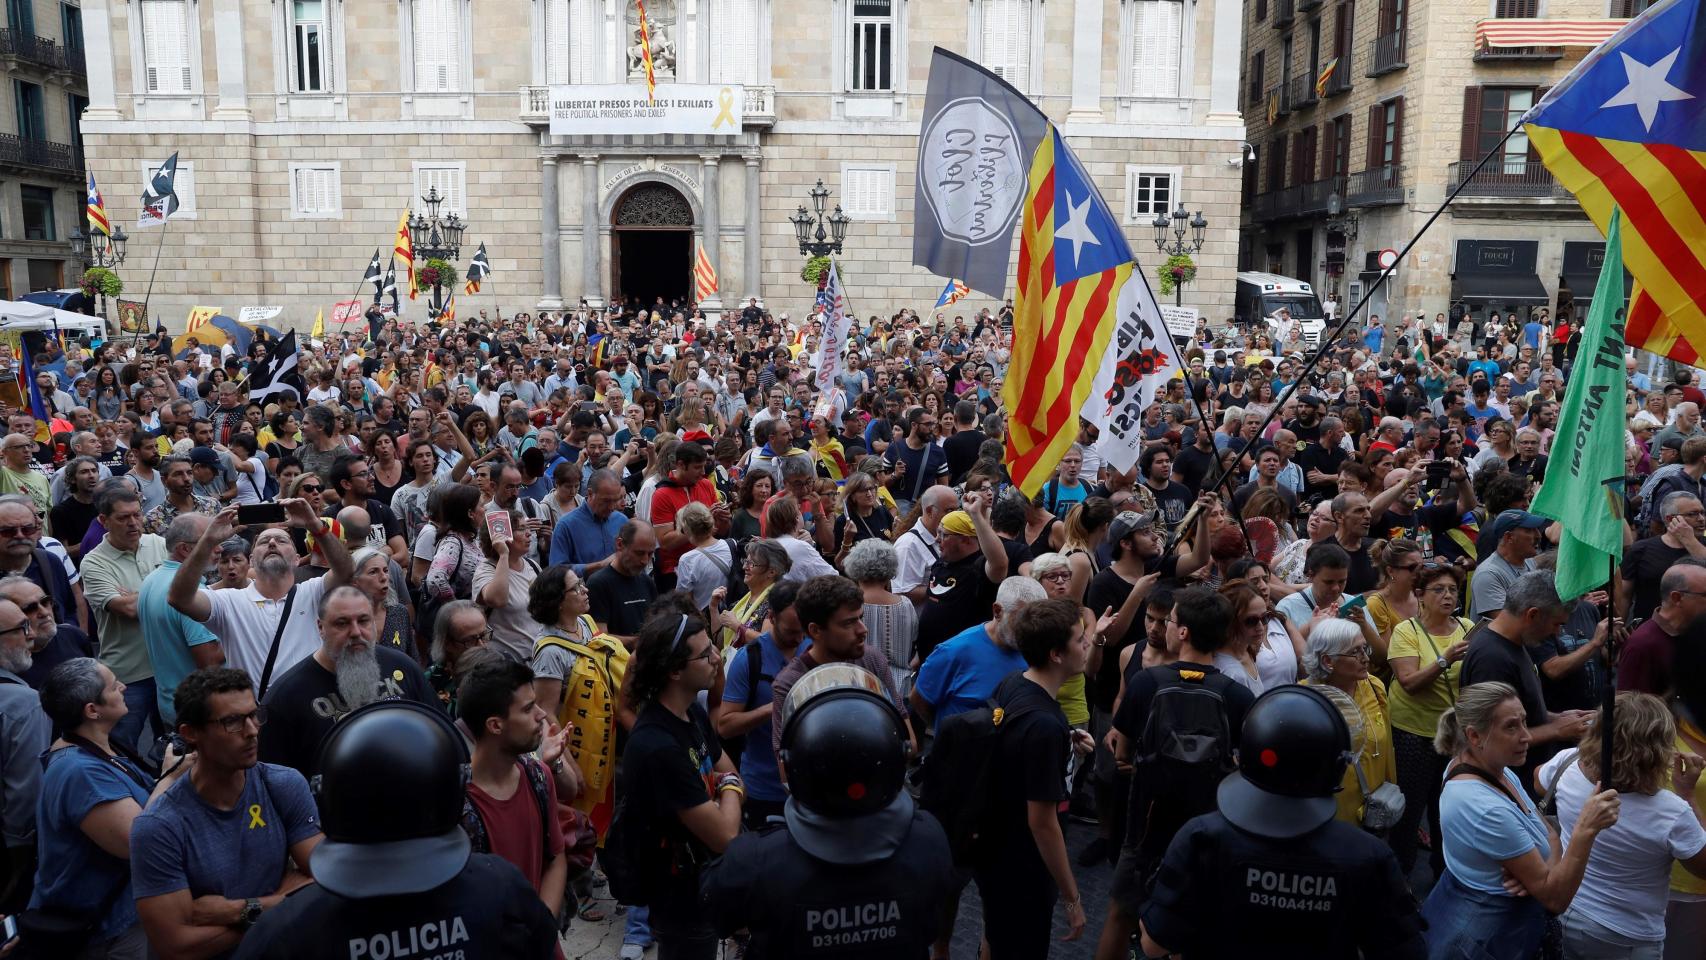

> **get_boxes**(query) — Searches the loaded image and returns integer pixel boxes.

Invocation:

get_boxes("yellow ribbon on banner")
[247,804,267,829]
[712,87,736,130]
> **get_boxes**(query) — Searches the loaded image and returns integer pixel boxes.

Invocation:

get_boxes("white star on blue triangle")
[1047,128,1131,284]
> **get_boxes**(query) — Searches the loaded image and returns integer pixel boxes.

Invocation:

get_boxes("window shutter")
[1365,103,1381,170]
[1459,87,1482,161]
[414,0,458,92]
[1335,2,1351,57]
[1391,96,1405,168]
[1320,120,1337,179]
[983,0,1031,90]
[546,0,569,85]
[1131,1,1183,98]
[141,0,191,95]
[712,0,759,84]
[1256,0,1267,21]
[569,0,597,84]
[419,166,464,215]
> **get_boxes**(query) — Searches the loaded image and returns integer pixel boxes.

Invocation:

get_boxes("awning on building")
[1453,239,1550,305]
[1475,18,1628,48]
[1560,240,1633,307]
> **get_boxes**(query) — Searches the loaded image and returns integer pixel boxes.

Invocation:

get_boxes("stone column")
[1065,0,1103,123]
[1207,0,1244,125]
[209,0,251,120]
[538,156,564,310]
[744,156,762,306]
[699,155,723,313]
[83,0,121,120]
[581,155,604,308]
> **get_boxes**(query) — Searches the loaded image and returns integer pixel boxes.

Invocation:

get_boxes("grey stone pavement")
[560,819,1117,960]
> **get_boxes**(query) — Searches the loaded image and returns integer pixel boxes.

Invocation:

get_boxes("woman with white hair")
[349,547,412,657]
[845,538,917,696]
[1304,617,1397,827]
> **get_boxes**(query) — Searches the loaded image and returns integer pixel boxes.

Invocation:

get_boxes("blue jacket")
[548,503,628,576]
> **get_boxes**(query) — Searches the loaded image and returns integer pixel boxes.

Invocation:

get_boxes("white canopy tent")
[0,300,104,337]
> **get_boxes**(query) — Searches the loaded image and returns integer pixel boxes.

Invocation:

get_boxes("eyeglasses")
[0,620,31,640]
[566,580,588,594]
[1040,571,1073,583]
[1424,585,1460,595]
[12,597,46,614]
[1333,645,1373,660]
[0,524,41,539]
[449,628,491,650]
[214,706,268,735]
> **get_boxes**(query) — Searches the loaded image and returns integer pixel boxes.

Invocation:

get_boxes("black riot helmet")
[777,663,914,865]
[1217,685,1352,839]
[309,700,473,897]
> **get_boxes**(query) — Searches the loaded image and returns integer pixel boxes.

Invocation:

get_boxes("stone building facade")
[0,0,89,300]
[1238,0,1645,328]
[77,0,1245,332]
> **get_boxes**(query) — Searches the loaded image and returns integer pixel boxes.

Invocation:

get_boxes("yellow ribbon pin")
[247,804,267,829]
[712,87,736,130]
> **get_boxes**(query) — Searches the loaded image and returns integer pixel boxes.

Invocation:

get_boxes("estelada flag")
[1523,0,1706,364]
[86,172,110,236]
[1003,125,1135,497]
[934,278,971,309]
[394,210,417,300]
[1315,57,1339,98]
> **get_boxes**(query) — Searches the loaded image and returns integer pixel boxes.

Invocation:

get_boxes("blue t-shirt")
[1522,321,1544,350]
[721,632,811,803]
[1468,359,1501,384]
[1438,767,1550,895]
[30,747,152,941]
[1364,324,1385,354]
[131,762,321,955]
[912,624,1027,733]
[138,560,221,725]
[1042,479,1089,520]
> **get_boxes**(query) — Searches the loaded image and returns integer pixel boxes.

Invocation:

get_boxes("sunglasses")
[298,484,323,493]
[0,524,41,539]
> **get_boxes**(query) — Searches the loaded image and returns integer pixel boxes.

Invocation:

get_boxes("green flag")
[1531,209,1627,601]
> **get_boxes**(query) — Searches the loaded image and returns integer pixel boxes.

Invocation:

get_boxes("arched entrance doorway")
[611,182,693,308]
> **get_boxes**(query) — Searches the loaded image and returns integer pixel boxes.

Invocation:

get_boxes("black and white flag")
[138,152,181,228]
[362,249,383,297]
[379,258,400,314]
[249,330,304,404]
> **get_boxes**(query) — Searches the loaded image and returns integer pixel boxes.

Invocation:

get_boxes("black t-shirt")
[1460,623,1550,732]
[833,505,895,547]
[942,429,988,485]
[1174,444,1219,492]
[586,566,659,636]
[915,550,1000,660]
[621,701,722,919]
[1622,536,1688,623]
[48,497,99,556]
[700,812,955,958]
[1140,814,1425,960]
[1342,537,1379,594]
[258,645,438,779]
[1085,568,1143,713]
[980,673,1069,871]
[229,853,558,960]
[1293,439,1351,504]
[19,624,95,690]
[321,499,405,551]
[1144,480,1195,530]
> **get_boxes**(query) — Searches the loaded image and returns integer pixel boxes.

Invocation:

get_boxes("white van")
[1236,272,1328,346]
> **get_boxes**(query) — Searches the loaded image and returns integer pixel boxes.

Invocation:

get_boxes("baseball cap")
[1108,511,1154,543]
[188,447,221,469]
[939,511,976,537]
[1485,509,1549,543]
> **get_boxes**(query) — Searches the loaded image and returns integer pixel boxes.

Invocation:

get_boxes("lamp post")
[1151,204,1208,307]
[407,186,465,320]
[68,225,128,322]
[788,179,851,259]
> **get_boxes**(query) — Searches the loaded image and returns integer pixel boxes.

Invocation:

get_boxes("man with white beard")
[257,585,437,780]
[168,499,355,698]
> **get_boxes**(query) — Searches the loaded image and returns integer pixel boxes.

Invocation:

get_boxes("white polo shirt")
[204,575,328,687]
[892,524,940,595]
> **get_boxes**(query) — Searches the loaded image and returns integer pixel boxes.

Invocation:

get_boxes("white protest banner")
[239,306,283,324]
[548,84,743,136]
[812,263,853,421]
[1160,306,1199,340]
[1082,271,1185,474]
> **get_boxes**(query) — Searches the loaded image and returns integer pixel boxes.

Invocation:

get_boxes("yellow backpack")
[534,614,630,839]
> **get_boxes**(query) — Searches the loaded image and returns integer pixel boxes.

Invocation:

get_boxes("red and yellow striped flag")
[86,172,110,236]
[1003,126,1133,496]
[1523,0,1706,364]
[395,209,417,301]
[694,241,718,301]
[636,0,657,103]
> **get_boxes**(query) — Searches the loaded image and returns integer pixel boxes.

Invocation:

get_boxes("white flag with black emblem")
[249,331,305,405]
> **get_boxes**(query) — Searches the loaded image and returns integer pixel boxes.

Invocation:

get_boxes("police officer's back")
[232,701,558,960]
[1139,686,1425,960]
[702,664,953,958]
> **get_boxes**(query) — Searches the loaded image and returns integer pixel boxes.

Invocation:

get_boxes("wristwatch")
[239,897,263,929]
[1435,656,1451,672]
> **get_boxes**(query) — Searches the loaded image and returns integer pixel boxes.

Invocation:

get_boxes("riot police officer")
[1138,685,1425,960]
[232,700,559,959]
[701,663,953,958]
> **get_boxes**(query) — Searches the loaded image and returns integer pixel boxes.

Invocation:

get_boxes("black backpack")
[918,691,1042,867]
[1129,666,1238,858]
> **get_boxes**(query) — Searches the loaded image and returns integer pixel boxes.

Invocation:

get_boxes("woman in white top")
[674,502,733,617]
[1539,692,1706,960]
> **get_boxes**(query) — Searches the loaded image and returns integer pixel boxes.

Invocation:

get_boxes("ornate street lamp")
[1152,204,1208,306]
[68,225,128,321]
[407,186,467,320]
[789,179,851,258]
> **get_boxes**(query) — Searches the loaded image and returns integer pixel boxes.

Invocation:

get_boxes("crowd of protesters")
[0,294,1698,960]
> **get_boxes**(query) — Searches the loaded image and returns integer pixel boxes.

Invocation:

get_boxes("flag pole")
[1196,118,1533,511]
[132,215,172,353]
[1601,479,1621,790]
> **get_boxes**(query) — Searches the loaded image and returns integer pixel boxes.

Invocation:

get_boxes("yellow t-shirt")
[1307,677,1397,825]
[0,467,49,528]
[1057,674,1090,727]
[1387,616,1472,738]
[1673,730,1706,896]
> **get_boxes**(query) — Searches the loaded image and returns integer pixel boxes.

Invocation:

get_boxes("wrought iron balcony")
[1252,191,1279,221]
[1289,73,1318,111]
[1473,44,1564,61]
[0,133,80,175]
[1321,63,1352,98]
[1367,30,1407,77]
[1300,175,1345,214]
[0,30,81,74]
[1345,165,1404,206]
[1448,159,1571,199]
[1267,83,1291,119]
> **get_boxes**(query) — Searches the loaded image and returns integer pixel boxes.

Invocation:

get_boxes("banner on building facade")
[547,84,744,136]
[239,306,283,324]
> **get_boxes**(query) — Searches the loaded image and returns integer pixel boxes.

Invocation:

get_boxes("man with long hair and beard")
[257,585,437,779]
